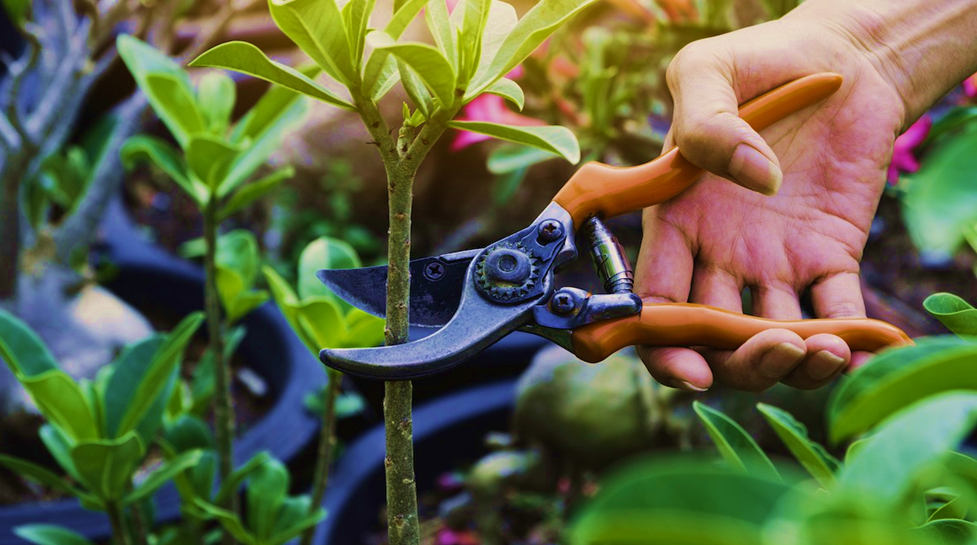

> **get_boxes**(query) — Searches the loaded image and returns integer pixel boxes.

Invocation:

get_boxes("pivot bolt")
[551,289,577,315]
[424,262,445,281]
[537,220,564,243]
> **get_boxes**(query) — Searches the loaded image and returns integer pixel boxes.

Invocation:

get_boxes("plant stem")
[0,155,24,299]
[106,502,133,545]
[128,502,149,545]
[203,197,237,542]
[299,368,342,545]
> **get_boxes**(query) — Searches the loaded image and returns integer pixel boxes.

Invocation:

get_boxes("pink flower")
[964,72,977,98]
[887,115,932,186]
[451,70,545,151]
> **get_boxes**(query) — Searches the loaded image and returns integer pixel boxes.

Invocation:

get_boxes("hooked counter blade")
[315,249,479,328]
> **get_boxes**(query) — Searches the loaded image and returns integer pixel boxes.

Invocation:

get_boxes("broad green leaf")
[134,366,179,443]
[481,77,524,110]
[197,72,237,135]
[693,402,779,479]
[487,144,555,174]
[1,0,29,27]
[297,298,347,349]
[569,460,796,545]
[343,308,385,348]
[163,414,214,453]
[217,230,261,288]
[268,0,356,85]
[298,237,361,302]
[194,499,257,545]
[124,450,203,505]
[468,0,598,96]
[917,519,977,545]
[103,336,165,438]
[247,457,290,540]
[425,0,455,71]
[120,136,207,204]
[230,64,322,145]
[448,120,580,163]
[39,424,83,482]
[927,497,968,522]
[362,0,431,94]
[186,135,241,192]
[828,337,977,443]
[466,0,517,100]
[111,313,204,438]
[228,291,270,325]
[455,0,492,84]
[368,32,457,107]
[13,526,95,545]
[117,36,203,148]
[925,293,977,337]
[71,431,146,500]
[220,168,295,221]
[263,267,315,352]
[840,392,977,500]
[20,370,99,441]
[902,128,977,257]
[0,454,86,498]
[0,308,58,377]
[268,501,326,545]
[190,42,352,111]
[757,403,839,488]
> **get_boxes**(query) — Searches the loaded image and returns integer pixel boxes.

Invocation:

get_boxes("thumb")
[666,44,784,195]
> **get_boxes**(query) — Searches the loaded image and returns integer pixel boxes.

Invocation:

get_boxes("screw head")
[424,261,445,281]
[537,220,564,243]
[551,289,577,315]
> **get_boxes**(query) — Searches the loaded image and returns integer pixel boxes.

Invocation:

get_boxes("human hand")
[634,14,909,392]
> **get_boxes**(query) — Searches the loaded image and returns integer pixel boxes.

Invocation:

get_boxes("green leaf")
[221,96,305,198]
[267,0,356,85]
[215,451,273,506]
[103,336,165,438]
[398,61,435,118]
[482,77,524,110]
[345,0,377,67]
[467,0,517,99]
[220,168,295,221]
[298,298,347,349]
[917,519,977,545]
[268,502,326,545]
[756,403,839,488]
[217,230,261,288]
[117,36,204,148]
[163,414,214,453]
[13,526,96,545]
[186,135,241,192]
[928,497,968,522]
[109,313,204,438]
[0,454,86,498]
[190,41,352,111]
[123,449,203,505]
[71,431,146,500]
[448,120,580,163]
[455,0,491,85]
[902,128,977,257]
[194,499,257,545]
[925,293,977,337]
[827,336,977,443]
[228,291,270,325]
[20,371,99,441]
[487,144,555,174]
[230,64,321,145]
[0,308,58,377]
[298,237,361,302]
[368,32,457,107]
[197,72,237,135]
[39,424,83,482]
[247,457,290,540]
[425,0,455,71]
[693,402,779,480]
[840,392,977,500]
[264,267,315,352]
[468,0,598,96]
[119,136,207,204]
[1,0,29,27]
[342,308,385,349]
[362,0,431,95]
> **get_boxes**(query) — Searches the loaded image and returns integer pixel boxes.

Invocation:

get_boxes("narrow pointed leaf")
[197,73,237,135]
[215,451,273,505]
[425,0,456,70]
[20,371,99,441]
[190,42,353,111]
[145,74,207,146]
[124,450,203,505]
[457,0,491,84]
[268,0,356,85]
[756,403,839,488]
[346,0,377,66]
[39,424,83,482]
[448,120,580,163]
[194,499,257,544]
[222,169,293,221]
[230,65,322,144]
[186,135,241,192]
[120,136,206,204]
[363,0,431,93]
[399,61,434,117]
[693,401,779,479]
[468,0,517,92]
[481,77,524,110]
[368,32,457,107]
[0,454,86,497]
[13,526,96,545]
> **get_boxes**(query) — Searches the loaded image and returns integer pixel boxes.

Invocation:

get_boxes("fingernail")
[760,342,806,379]
[676,380,708,392]
[729,144,782,196]
[808,350,846,380]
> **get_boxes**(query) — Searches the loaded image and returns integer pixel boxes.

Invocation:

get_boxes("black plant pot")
[0,199,329,544]
[312,380,517,545]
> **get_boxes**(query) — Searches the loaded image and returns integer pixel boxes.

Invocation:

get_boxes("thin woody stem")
[299,368,342,545]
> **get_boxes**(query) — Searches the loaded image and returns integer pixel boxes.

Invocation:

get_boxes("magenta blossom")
[887,115,932,186]
[964,72,977,98]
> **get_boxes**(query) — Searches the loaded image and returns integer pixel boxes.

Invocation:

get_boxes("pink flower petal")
[450,89,547,150]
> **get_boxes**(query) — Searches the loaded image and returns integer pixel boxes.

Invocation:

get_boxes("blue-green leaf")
[0,308,58,377]
[13,525,96,545]
[0,454,86,498]
[247,457,289,540]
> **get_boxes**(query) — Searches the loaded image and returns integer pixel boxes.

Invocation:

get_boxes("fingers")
[637,345,712,392]
[783,334,851,389]
[705,329,807,392]
[666,42,783,195]
[810,271,873,371]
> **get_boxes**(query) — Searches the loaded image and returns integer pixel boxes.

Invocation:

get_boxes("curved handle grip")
[570,303,913,363]
[552,73,844,226]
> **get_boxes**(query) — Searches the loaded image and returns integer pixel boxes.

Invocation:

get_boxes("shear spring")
[583,217,634,294]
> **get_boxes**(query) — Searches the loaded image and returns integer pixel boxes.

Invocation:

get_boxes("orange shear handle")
[570,303,914,364]
[552,72,844,226]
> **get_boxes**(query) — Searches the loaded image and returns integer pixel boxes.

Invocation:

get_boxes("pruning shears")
[316,73,913,380]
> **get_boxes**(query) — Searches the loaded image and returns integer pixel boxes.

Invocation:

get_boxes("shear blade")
[316,249,478,328]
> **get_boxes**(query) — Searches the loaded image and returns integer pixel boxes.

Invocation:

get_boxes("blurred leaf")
[693,402,779,479]
[448,121,580,163]
[902,128,977,257]
[120,135,206,204]
[214,451,272,506]
[368,32,457,107]
[840,392,977,500]
[267,500,325,545]
[13,526,95,545]
[297,298,347,349]
[0,308,58,377]
[163,415,214,453]
[191,325,246,417]
[916,519,977,544]
[20,371,99,441]
[343,308,385,348]
[123,449,203,505]
[186,135,241,192]
[264,267,318,355]
[230,64,321,145]
[757,403,839,488]
[267,0,356,85]
[217,230,261,288]
[117,36,202,148]
[304,390,366,418]
[220,168,295,221]
[39,424,83,482]
[927,497,968,522]
[298,237,360,303]
[1,0,29,26]
[104,336,163,437]
[71,431,145,500]
[492,167,527,205]
[247,457,289,540]
[194,499,256,545]
[0,454,86,498]
[828,337,977,443]
[482,77,524,110]
[197,72,237,135]
[924,293,977,337]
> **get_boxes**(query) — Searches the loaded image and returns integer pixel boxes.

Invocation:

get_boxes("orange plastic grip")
[570,303,913,363]
[552,73,844,226]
